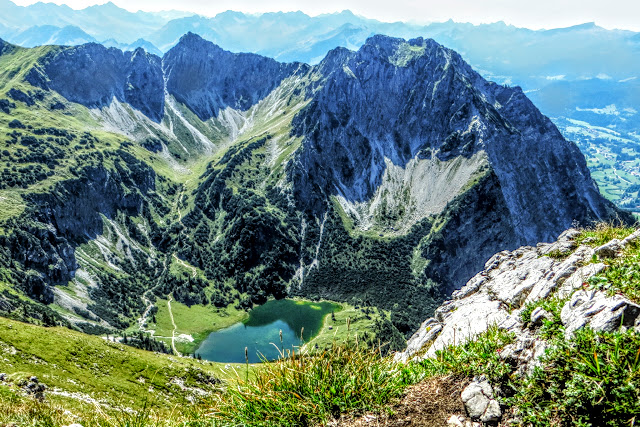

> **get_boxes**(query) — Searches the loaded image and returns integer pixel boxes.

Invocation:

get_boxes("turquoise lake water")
[195,299,339,363]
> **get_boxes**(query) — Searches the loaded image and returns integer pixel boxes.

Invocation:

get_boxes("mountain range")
[0,32,628,344]
[0,1,639,212]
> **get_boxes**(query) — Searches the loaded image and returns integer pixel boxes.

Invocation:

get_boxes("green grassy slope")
[0,316,247,422]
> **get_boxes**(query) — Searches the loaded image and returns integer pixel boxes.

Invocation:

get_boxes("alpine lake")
[196,299,341,363]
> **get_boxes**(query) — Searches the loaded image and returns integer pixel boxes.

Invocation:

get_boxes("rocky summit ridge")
[398,227,640,370]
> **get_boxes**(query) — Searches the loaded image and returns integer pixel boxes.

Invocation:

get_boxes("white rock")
[461,379,494,420]
[557,262,605,299]
[396,228,639,369]
[481,399,502,423]
[561,290,640,339]
[447,414,465,426]
[424,298,509,358]
[536,228,579,256]
[621,229,640,246]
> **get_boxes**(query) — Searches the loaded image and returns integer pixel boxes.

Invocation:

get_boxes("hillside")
[0,315,234,424]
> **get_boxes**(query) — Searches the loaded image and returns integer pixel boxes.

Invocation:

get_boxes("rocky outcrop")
[396,228,640,376]
[561,290,640,339]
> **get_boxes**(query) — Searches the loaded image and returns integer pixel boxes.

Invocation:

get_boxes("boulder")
[481,399,502,423]
[461,378,501,422]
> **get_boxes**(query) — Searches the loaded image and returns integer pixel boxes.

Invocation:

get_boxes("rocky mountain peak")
[163,32,309,121]
[291,34,628,288]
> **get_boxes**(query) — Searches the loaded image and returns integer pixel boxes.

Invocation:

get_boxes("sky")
[10,0,640,31]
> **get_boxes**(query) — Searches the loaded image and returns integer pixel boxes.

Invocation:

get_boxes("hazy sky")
[11,0,640,31]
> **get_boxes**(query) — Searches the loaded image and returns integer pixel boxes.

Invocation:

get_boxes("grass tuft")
[520,297,566,340]
[416,326,515,383]
[211,342,405,425]
[511,327,640,427]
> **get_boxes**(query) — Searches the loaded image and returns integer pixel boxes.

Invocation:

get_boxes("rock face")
[0,155,156,303]
[561,290,640,339]
[292,36,623,237]
[396,228,640,376]
[27,44,165,121]
[163,32,308,121]
[291,34,628,289]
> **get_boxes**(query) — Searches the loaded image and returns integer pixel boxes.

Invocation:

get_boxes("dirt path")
[167,295,179,356]
[173,253,197,278]
[137,180,190,335]
[332,376,467,427]
[613,168,632,184]
[137,280,164,332]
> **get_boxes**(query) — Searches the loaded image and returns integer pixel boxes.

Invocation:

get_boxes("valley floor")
[3,224,640,426]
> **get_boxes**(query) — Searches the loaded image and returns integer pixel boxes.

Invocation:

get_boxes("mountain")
[144,10,423,59]
[0,34,629,346]
[101,37,162,57]
[1,6,638,213]
[10,25,96,47]
[0,0,190,43]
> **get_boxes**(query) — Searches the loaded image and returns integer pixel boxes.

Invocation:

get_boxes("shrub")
[8,119,25,129]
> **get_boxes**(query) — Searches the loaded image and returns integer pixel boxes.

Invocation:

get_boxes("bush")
[8,119,25,129]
